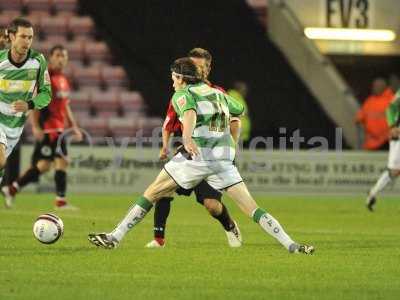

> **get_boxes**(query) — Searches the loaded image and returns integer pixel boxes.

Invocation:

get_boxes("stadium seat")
[69,90,91,111]
[84,41,111,63]
[68,16,95,37]
[0,0,24,12]
[0,11,22,28]
[72,65,102,88]
[25,11,49,32]
[40,14,69,37]
[53,0,78,14]
[32,39,54,56]
[64,40,84,61]
[108,118,138,139]
[45,34,68,45]
[73,110,91,124]
[90,90,120,113]
[101,66,128,89]
[119,91,144,113]
[79,117,109,141]
[23,0,53,13]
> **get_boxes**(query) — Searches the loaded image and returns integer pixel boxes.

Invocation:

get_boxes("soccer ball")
[33,213,64,244]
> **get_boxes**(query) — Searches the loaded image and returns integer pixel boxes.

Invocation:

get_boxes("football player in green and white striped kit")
[366,87,400,211]
[0,18,51,207]
[89,57,314,254]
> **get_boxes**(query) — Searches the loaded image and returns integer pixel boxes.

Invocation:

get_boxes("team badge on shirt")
[177,96,186,108]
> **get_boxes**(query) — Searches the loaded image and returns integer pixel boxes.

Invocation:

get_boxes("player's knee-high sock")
[252,208,297,252]
[15,166,41,190]
[154,197,173,240]
[369,170,393,198]
[211,203,235,231]
[54,170,67,205]
[111,196,153,242]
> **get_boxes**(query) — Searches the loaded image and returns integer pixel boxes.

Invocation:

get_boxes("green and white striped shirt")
[0,48,51,138]
[172,83,244,161]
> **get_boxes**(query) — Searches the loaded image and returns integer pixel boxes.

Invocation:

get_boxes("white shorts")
[0,127,20,158]
[164,153,243,190]
[388,140,400,169]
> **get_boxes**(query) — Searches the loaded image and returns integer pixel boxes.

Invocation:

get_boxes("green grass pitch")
[1,193,400,300]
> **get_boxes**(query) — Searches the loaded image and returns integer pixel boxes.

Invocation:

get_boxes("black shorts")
[176,180,222,204]
[32,133,67,163]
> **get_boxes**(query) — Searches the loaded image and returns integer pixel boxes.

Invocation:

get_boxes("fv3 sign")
[326,0,369,28]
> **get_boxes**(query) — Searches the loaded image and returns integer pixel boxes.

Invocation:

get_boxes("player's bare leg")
[89,169,178,249]
[226,182,314,254]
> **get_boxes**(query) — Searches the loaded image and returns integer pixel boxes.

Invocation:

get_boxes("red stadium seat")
[79,117,109,141]
[31,39,54,56]
[68,16,94,37]
[101,66,128,89]
[53,0,78,14]
[90,90,120,116]
[84,41,111,63]
[0,11,23,28]
[0,0,24,11]
[64,40,84,61]
[23,0,53,13]
[44,34,68,45]
[69,90,91,111]
[40,14,69,37]
[119,91,144,113]
[25,11,49,30]
[72,65,102,88]
[108,118,138,139]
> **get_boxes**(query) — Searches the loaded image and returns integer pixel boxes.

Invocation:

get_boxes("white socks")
[111,196,153,242]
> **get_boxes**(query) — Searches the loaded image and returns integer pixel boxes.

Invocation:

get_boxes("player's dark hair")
[170,57,202,84]
[49,44,66,56]
[7,18,33,35]
[188,48,212,64]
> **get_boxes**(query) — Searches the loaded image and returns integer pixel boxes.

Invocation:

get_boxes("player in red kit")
[2,45,82,209]
[145,48,243,248]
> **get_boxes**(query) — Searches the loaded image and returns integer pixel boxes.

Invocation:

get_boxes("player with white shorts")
[88,57,314,255]
[0,18,51,209]
[367,88,400,211]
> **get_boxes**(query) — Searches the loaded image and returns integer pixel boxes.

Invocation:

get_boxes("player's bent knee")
[37,160,51,173]
[144,177,177,202]
[203,198,222,215]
